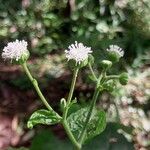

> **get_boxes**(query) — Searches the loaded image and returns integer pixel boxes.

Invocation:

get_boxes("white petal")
[2,39,28,61]
[65,41,92,63]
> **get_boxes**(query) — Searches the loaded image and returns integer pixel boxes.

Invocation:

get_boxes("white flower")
[65,41,92,63]
[2,39,28,61]
[107,45,124,57]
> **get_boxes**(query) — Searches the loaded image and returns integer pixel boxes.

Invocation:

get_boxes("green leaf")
[67,107,106,142]
[27,109,61,129]
[30,130,72,150]
[83,123,134,150]
[87,109,106,141]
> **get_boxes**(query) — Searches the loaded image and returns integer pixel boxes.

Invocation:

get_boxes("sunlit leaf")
[27,109,61,129]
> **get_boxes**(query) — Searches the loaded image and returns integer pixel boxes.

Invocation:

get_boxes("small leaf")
[67,107,106,143]
[27,109,61,129]
[89,74,97,82]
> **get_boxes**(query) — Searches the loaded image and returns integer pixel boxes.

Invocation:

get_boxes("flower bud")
[97,84,103,91]
[103,80,116,92]
[107,45,124,63]
[119,72,128,85]
[100,60,112,69]
[60,98,67,111]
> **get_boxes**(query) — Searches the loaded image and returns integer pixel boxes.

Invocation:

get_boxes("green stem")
[63,68,79,120]
[78,74,102,145]
[23,62,80,148]
[106,75,119,80]
[63,120,81,150]
[88,63,97,81]
[113,101,121,123]
[22,62,61,118]
[79,89,100,144]
[62,67,80,149]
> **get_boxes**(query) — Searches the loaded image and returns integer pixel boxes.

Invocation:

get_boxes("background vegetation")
[0,0,150,150]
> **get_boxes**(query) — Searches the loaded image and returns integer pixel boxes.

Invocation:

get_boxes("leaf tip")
[27,121,33,129]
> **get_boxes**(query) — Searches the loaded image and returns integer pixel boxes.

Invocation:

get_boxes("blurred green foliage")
[0,0,150,58]
[0,0,68,54]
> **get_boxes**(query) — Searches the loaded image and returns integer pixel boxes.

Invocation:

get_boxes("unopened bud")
[100,60,112,69]
[107,45,124,63]
[60,98,67,110]
[119,72,128,85]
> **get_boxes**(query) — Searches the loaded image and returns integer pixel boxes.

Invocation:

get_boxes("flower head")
[65,41,92,64]
[106,45,124,63]
[2,39,28,61]
[107,45,124,57]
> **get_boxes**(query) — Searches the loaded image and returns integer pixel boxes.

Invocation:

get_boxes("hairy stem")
[79,89,100,144]
[106,75,119,80]
[88,63,97,81]
[78,74,102,145]
[62,68,80,149]
[22,62,61,118]
[63,68,79,119]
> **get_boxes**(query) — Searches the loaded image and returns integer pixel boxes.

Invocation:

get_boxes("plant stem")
[78,74,102,145]
[23,62,80,148]
[63,120,81,150]
[79,89,100,144]
[113,101,121,123]
[63,68,79,120]
[22,62,61,118]
[88,63,97,81]
[62,68,80,149]
[106,75,119,80]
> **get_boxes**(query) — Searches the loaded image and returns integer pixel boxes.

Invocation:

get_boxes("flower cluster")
[2,39,28,61]
[2,40,124,66]
[65,41,92,64]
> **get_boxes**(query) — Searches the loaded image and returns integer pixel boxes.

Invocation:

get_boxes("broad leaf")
[27,109,61,129]
[30,123,134,150]
[67,107,106,142]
